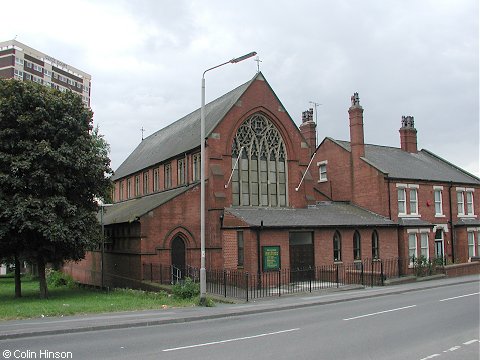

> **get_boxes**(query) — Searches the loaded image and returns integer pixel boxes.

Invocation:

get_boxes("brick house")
[68,74,479,287]
[313,93,480,267]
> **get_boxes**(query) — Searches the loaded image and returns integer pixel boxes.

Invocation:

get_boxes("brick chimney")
[399,116,417,153]
[348,92,365,159]
[300,108,316,151]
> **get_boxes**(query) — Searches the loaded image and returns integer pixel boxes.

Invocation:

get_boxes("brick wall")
[314,139,352,201]
[444,262,480,277]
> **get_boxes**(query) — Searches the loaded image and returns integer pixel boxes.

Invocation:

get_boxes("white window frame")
[408,229,431,264]
[466,190,474,216]
[457,188,476,217]
[409,188,418,215]
[478,231,480,259]
[397,185,407,215]
[317,160,328,182]
[457,188,465,216]
[420,232,429,259]
[397,183,420,217]
[408,233,417,264]
[434,186,444,217]
[467,231,475,258]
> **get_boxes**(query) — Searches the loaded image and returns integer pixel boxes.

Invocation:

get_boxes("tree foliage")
[0,79,113,298]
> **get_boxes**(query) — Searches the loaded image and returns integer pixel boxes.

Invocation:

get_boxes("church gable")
[207,74,314,209]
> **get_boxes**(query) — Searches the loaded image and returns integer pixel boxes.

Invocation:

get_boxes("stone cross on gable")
[254,56,262,73]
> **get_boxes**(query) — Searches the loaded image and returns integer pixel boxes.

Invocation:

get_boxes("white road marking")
[343,305,416,321]
[419,354,440,360]
[162,328,300,352]
[419,339,479,359]
[443,345,461,352]
[439,292,479,302]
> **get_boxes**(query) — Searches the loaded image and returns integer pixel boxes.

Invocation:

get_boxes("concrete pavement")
[0,274,478,340]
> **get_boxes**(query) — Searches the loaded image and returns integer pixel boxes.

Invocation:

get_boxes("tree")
[0,79,113,298]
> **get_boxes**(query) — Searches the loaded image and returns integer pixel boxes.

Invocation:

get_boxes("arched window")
[333,231,342,262]
[353,231,361,261]
[372,230,379,259]
[231,113,287,207]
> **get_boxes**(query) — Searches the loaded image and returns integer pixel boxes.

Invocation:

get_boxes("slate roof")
[99,185,195,225]
[455,217,480,227]
[329,138,480,185]
[225,202,396,228]
[397,218,433,227]
[112,73,261,181]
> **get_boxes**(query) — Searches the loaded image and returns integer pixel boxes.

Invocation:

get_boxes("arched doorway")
[171,236,186,278]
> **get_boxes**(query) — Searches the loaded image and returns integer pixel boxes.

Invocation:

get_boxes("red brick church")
[67,73,480,287]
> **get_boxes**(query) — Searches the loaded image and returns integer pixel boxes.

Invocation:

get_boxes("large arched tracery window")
[231,113,287,207]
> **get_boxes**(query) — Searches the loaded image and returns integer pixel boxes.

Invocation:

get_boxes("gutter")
[448,182,455,263]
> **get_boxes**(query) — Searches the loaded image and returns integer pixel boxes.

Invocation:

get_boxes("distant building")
[0,39,91,106]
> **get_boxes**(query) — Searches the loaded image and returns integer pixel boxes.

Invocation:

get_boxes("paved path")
[0,274,478,340]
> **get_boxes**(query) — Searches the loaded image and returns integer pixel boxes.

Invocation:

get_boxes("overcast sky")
[2,0,478,176]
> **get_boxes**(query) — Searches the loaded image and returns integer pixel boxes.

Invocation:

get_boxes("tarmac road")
[0,276,478,360]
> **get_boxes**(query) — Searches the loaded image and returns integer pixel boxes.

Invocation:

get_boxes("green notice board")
[262,246,281,271]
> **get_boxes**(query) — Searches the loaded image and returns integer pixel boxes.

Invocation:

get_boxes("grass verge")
[0,276,198,321]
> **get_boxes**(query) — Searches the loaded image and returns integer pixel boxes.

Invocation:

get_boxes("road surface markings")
[419,340,479,360]
[439,292,479,302]
[162,328,300,352]
[343,305,416,321]
[443,346,460,352]
[419,354,440,360]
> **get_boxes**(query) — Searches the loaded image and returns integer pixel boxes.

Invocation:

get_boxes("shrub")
[172,277,200,299]
[46,269,76,288]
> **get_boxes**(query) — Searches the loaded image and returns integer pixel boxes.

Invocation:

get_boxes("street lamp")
[99,202,113,288]
[200,51,257,305]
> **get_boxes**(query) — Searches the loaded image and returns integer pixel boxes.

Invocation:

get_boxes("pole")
[199,51,257,305]
[200,76,207,305]
[101,205,104,288]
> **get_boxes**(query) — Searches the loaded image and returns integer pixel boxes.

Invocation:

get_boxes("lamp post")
[100,203,113,289]
[200,51,257,304]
